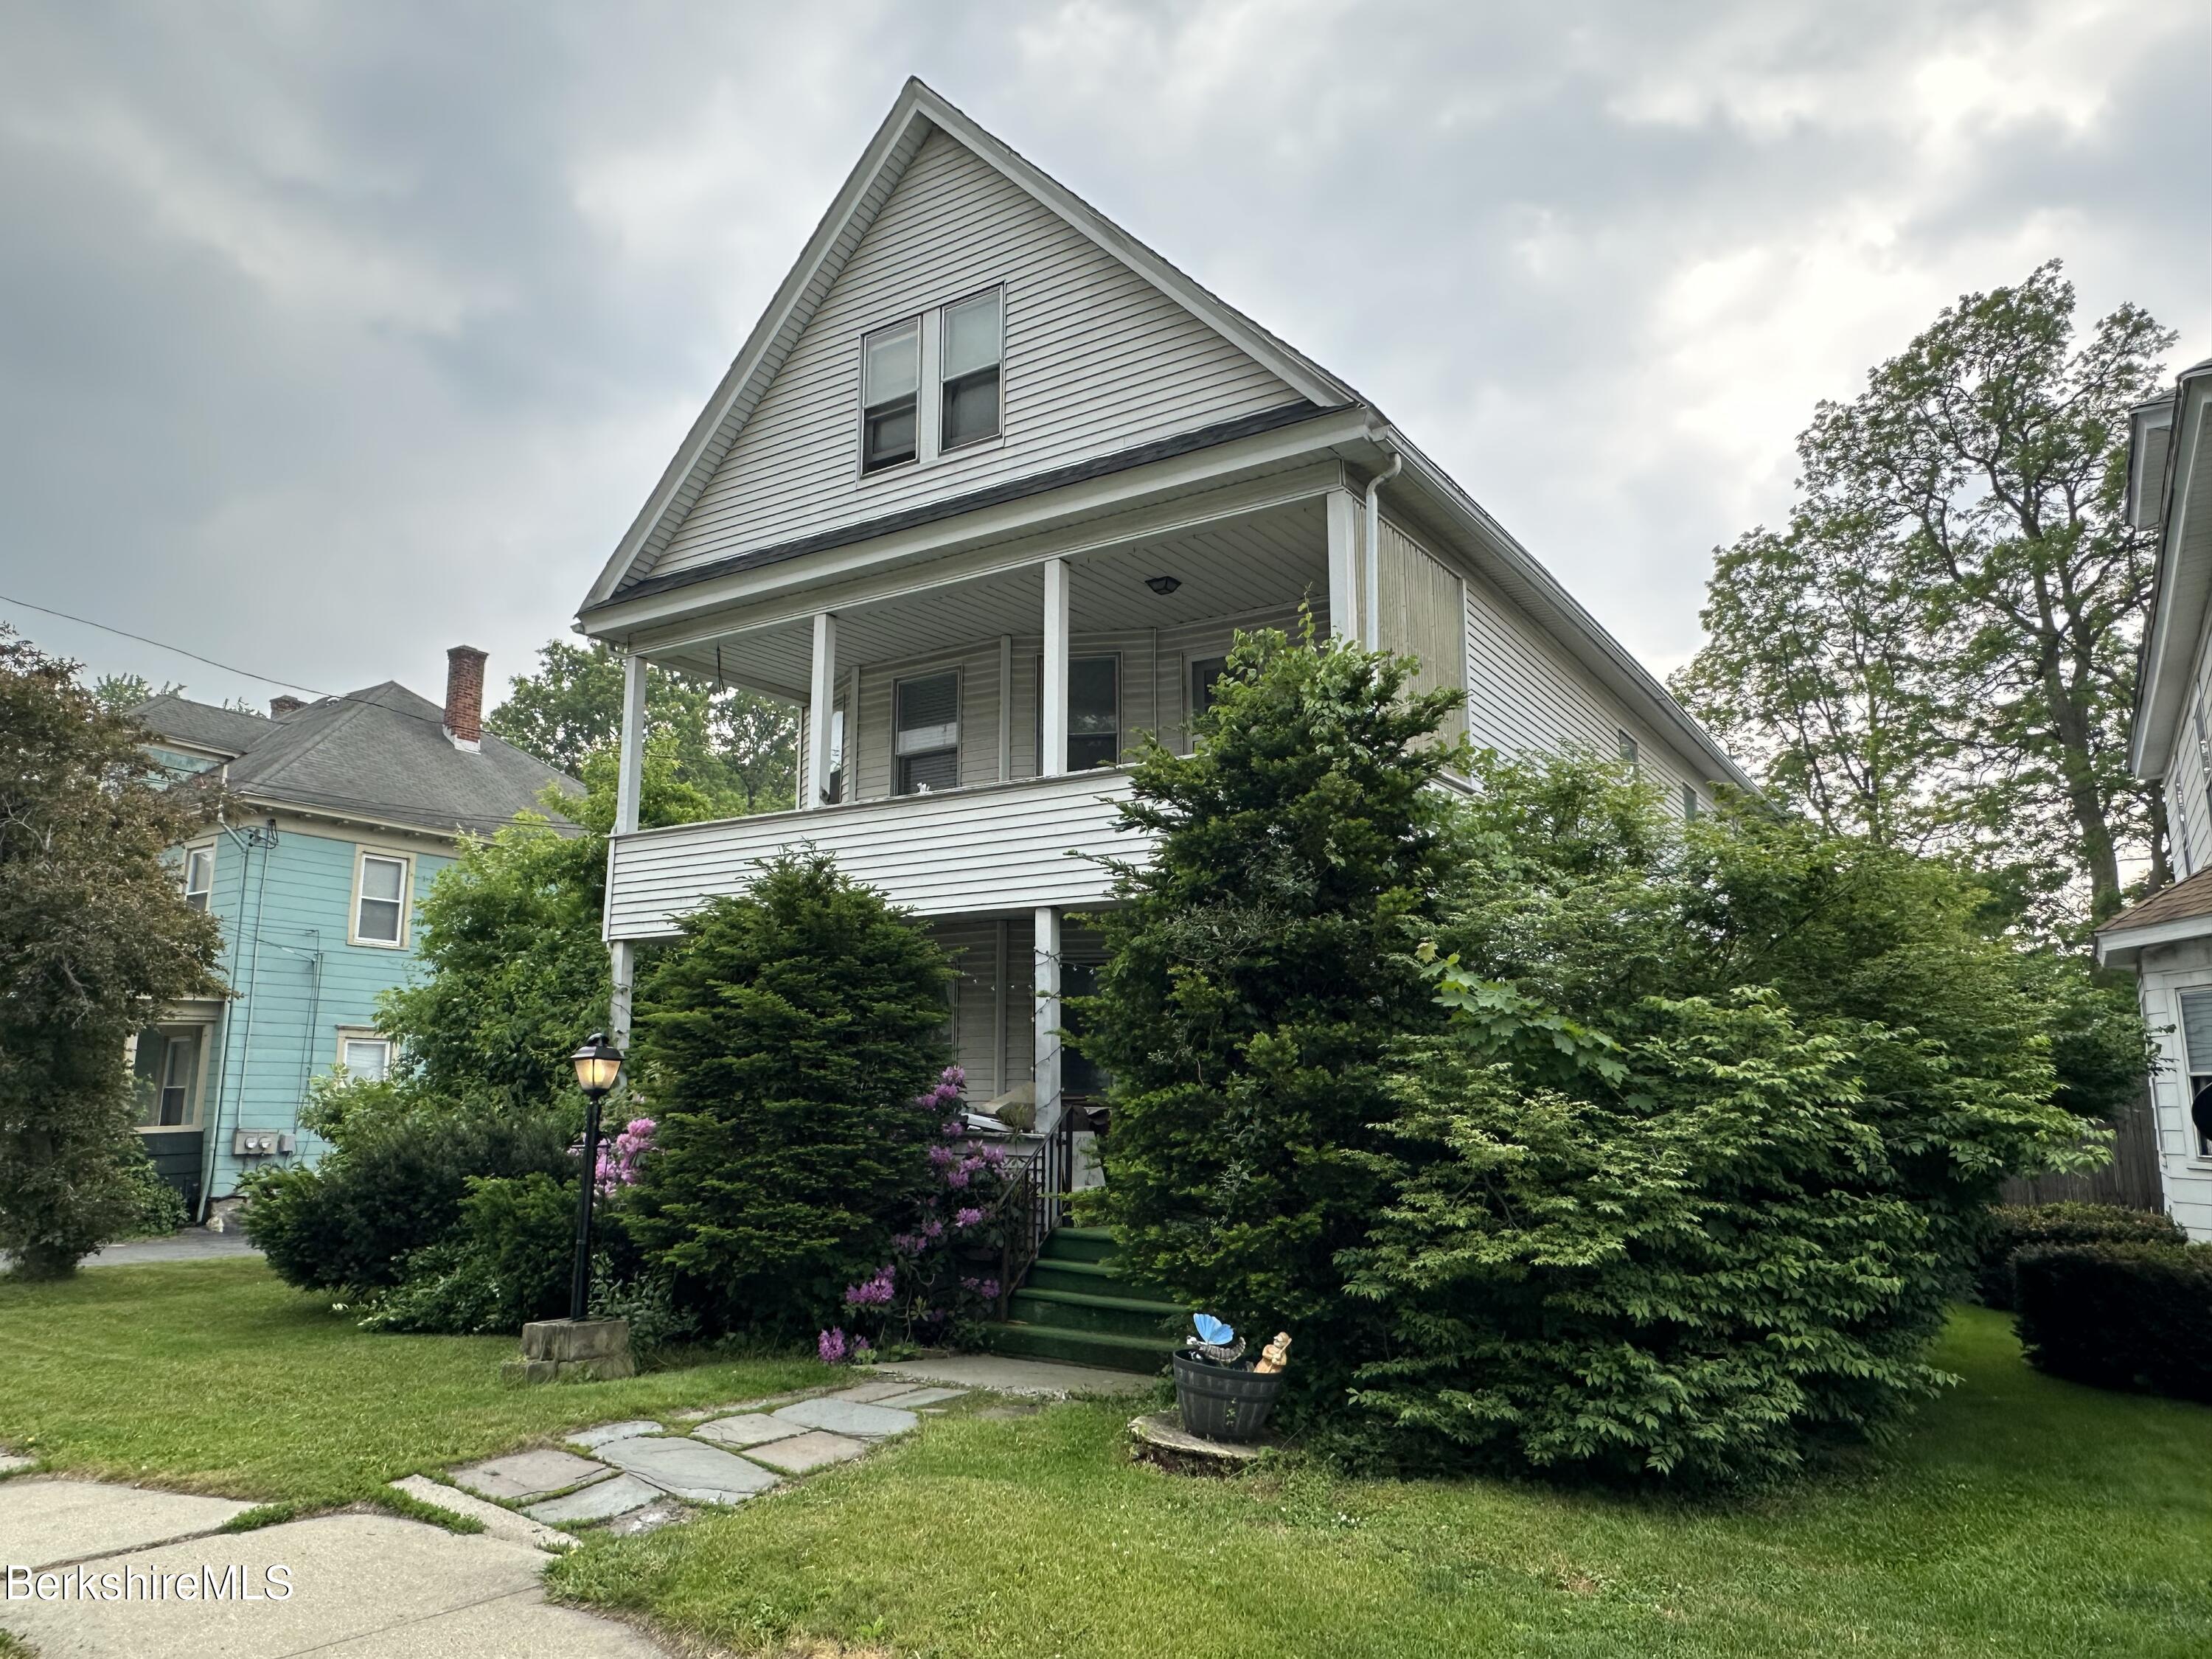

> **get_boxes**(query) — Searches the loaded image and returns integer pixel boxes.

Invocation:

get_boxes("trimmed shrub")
[359,1172,588,1335]
[2014,1242,2212,1402]
[627,852,952,1339]
[1973,1203,2186,1310]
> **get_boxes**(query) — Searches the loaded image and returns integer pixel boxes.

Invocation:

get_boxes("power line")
[0,591,338,699]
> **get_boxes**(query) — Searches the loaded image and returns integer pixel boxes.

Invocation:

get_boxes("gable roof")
[581,77,1367,613]
[133,684,582,839]
[132,693,274,757]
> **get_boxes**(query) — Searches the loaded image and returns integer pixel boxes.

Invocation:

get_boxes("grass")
[0,1259,830,1512]
[547,1308,2212,1658]
[6,1264,2209,1657]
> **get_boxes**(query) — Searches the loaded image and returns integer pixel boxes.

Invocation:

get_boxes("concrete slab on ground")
[744,1431,868,1475]
[866,1354,1154,1397]
[82,1230,262,1268]
[0,1511,669,1658]
[772,1398,917,1439]
[692,1413,802,1450]
[0,1479,252,1571]
[386,1477,577,1554]
[524,1473,663,1526]
[451,1447,610,1502]
[595,1436,781,1505]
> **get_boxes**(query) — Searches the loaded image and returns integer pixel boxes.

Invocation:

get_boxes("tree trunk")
[2146,782,2173,897]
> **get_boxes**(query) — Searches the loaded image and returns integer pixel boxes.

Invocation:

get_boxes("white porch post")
[1041,557,1070,776]
[1034,904,1062,1131]
[805,611,838,810]
[608,650,647,1051]
[1326,487,1360,642]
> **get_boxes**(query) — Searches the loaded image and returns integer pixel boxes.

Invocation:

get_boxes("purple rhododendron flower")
[955,1206,984,1229]
[818,1329,850,1364]
[945,1167,970,1189]
[844,1266,897,1307]
[594,1117,658,1195]
[921,1219,944,1240]
[927,1144,957,1167]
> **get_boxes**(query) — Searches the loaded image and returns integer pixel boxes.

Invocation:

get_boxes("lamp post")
[568,1032,625,1323]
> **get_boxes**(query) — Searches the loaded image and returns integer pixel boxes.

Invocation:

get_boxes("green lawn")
[0,1259,829,1512]
[549,1308,2212,1658]
[4,1265,2209,1657]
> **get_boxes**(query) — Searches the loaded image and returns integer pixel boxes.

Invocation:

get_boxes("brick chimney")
[444,645,488,751]
[269,695,305,717]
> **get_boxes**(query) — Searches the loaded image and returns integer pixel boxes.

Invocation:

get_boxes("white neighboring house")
[578,79,1749,1135]
[2098,354,2212,1239]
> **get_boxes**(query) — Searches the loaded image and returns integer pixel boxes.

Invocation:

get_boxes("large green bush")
[2014,1242,2212,1402]
[627,852,951,1338]
[357,1172,589,1335]
[1084,623,1464,1404]
[1972,1203,2185,1309]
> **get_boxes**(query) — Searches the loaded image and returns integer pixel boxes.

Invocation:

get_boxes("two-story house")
[129,647,580,1217]
[2096,355,2212,1239]
[575,80,1748,1175]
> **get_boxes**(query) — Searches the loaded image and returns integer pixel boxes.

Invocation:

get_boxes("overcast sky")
[3,0,2206,717]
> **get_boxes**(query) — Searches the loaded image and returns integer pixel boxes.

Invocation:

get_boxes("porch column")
[1040,557,1069,776]
[805,611,838,810]
[1325,487,1360,642]
[1034,905,1062,1132]
[608,650,647,1051]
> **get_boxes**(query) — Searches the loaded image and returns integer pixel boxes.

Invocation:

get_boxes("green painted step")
[1022,1257,1128,1295]
[1009,1286,1186,1340]
[1039,1225,1118,1265]
[981,1321,1175,1374]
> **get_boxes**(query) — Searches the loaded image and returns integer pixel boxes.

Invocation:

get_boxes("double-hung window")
[340,1032,393,1082]
[1682,784,1701,821]
[861,319,920,473]
[1617,730,1640,770]
[1189,656,1227,734]
[158,1033,197,1126]
[354,852,408,947]
[940,289,1003,450]
[182,846,215,912]
[2180,989,2212,1158]
[1039,655,1121,772]
[895,672,960,795]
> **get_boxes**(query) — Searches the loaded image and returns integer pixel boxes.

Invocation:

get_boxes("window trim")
[349,849,413,949]
[181,841,216,912]
[858,314,922,476]
[335,1026,394,1082]
[937,284,1006,456]
[894,667,963,796]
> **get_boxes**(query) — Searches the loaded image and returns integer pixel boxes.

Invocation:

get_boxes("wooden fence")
[1998,1082,2167,1211]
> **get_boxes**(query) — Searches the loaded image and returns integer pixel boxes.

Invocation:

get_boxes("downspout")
[201,819,276,1220]
[1363,447,1403,652]
[195,817,254,1220]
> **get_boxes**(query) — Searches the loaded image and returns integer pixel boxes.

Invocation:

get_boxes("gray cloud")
[2,0,2205,711]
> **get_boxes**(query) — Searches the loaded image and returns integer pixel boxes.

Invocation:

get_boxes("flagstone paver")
[0,1452,34,1474]
[388,1476,578,1553]
[525,1472,666,1526]
[568,1419,667,1450]
[596,1433,782,1504]
[829,1380,920,1404]
[865,1353,1152,1397]
[694,1412,805,1450]
[744,1430,869,1475]
[453,1447,612,1502]
[877,1386,967,1408]
[772,1397,919,1438]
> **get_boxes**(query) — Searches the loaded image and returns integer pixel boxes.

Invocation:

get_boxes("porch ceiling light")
[570,1032,625,1101]
[1145,575,1181,595]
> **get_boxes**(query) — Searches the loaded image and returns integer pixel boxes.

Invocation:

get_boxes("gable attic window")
[940,289,1004,451]
[861,319,919,473]
[895,671,960,795]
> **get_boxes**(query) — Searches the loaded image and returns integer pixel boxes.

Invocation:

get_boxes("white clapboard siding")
[1377,521,1469,748]
[605,771,1145,940]
[643,129,1302,582]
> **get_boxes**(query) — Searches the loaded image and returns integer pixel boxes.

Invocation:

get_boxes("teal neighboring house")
[127,647,581,1217]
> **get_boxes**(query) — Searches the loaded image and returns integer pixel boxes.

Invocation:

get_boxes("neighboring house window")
[896,672,961,795]
[133,1029,201,1128]
[860,319,919,473]
[939,288,1004,451]
[1682,784,1700,821]
[1617,730,1639,770]
[338,1029,393,1082]
[2180,988,2212,1157]
[1189,656,1227,731]
[1038,655,1121,772]
[181,845,215,911]
[352,852,410,947]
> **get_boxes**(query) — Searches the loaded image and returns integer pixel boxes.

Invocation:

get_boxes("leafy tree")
[0,630,226,1277]
[627,852,953,1338]
[486,639,796,815]
[1338,751,2133,1484]
[1083,622,1464,1402]
[1674,262,2175,929]
[90,672,184,713]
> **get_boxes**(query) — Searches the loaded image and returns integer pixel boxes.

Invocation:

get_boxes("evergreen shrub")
[1973,1203,2185,1309]
[2014,1242,2212,1402]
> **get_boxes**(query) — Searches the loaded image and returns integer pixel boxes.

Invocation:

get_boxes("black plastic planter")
[1172,1351,1284,1441]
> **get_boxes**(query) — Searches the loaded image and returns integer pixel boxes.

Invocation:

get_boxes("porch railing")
[992,1106,1081,1321]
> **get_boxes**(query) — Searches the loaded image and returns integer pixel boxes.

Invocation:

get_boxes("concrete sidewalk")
[83,1231,262,1268]
[0,1481,669,1657]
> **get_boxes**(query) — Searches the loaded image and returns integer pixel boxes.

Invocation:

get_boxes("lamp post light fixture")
[567,1032,625,1322]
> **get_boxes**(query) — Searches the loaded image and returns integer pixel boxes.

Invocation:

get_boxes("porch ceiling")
[652,496,1327,700]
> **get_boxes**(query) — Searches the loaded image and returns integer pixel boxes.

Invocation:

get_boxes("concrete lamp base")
[502,1317,636,1385]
